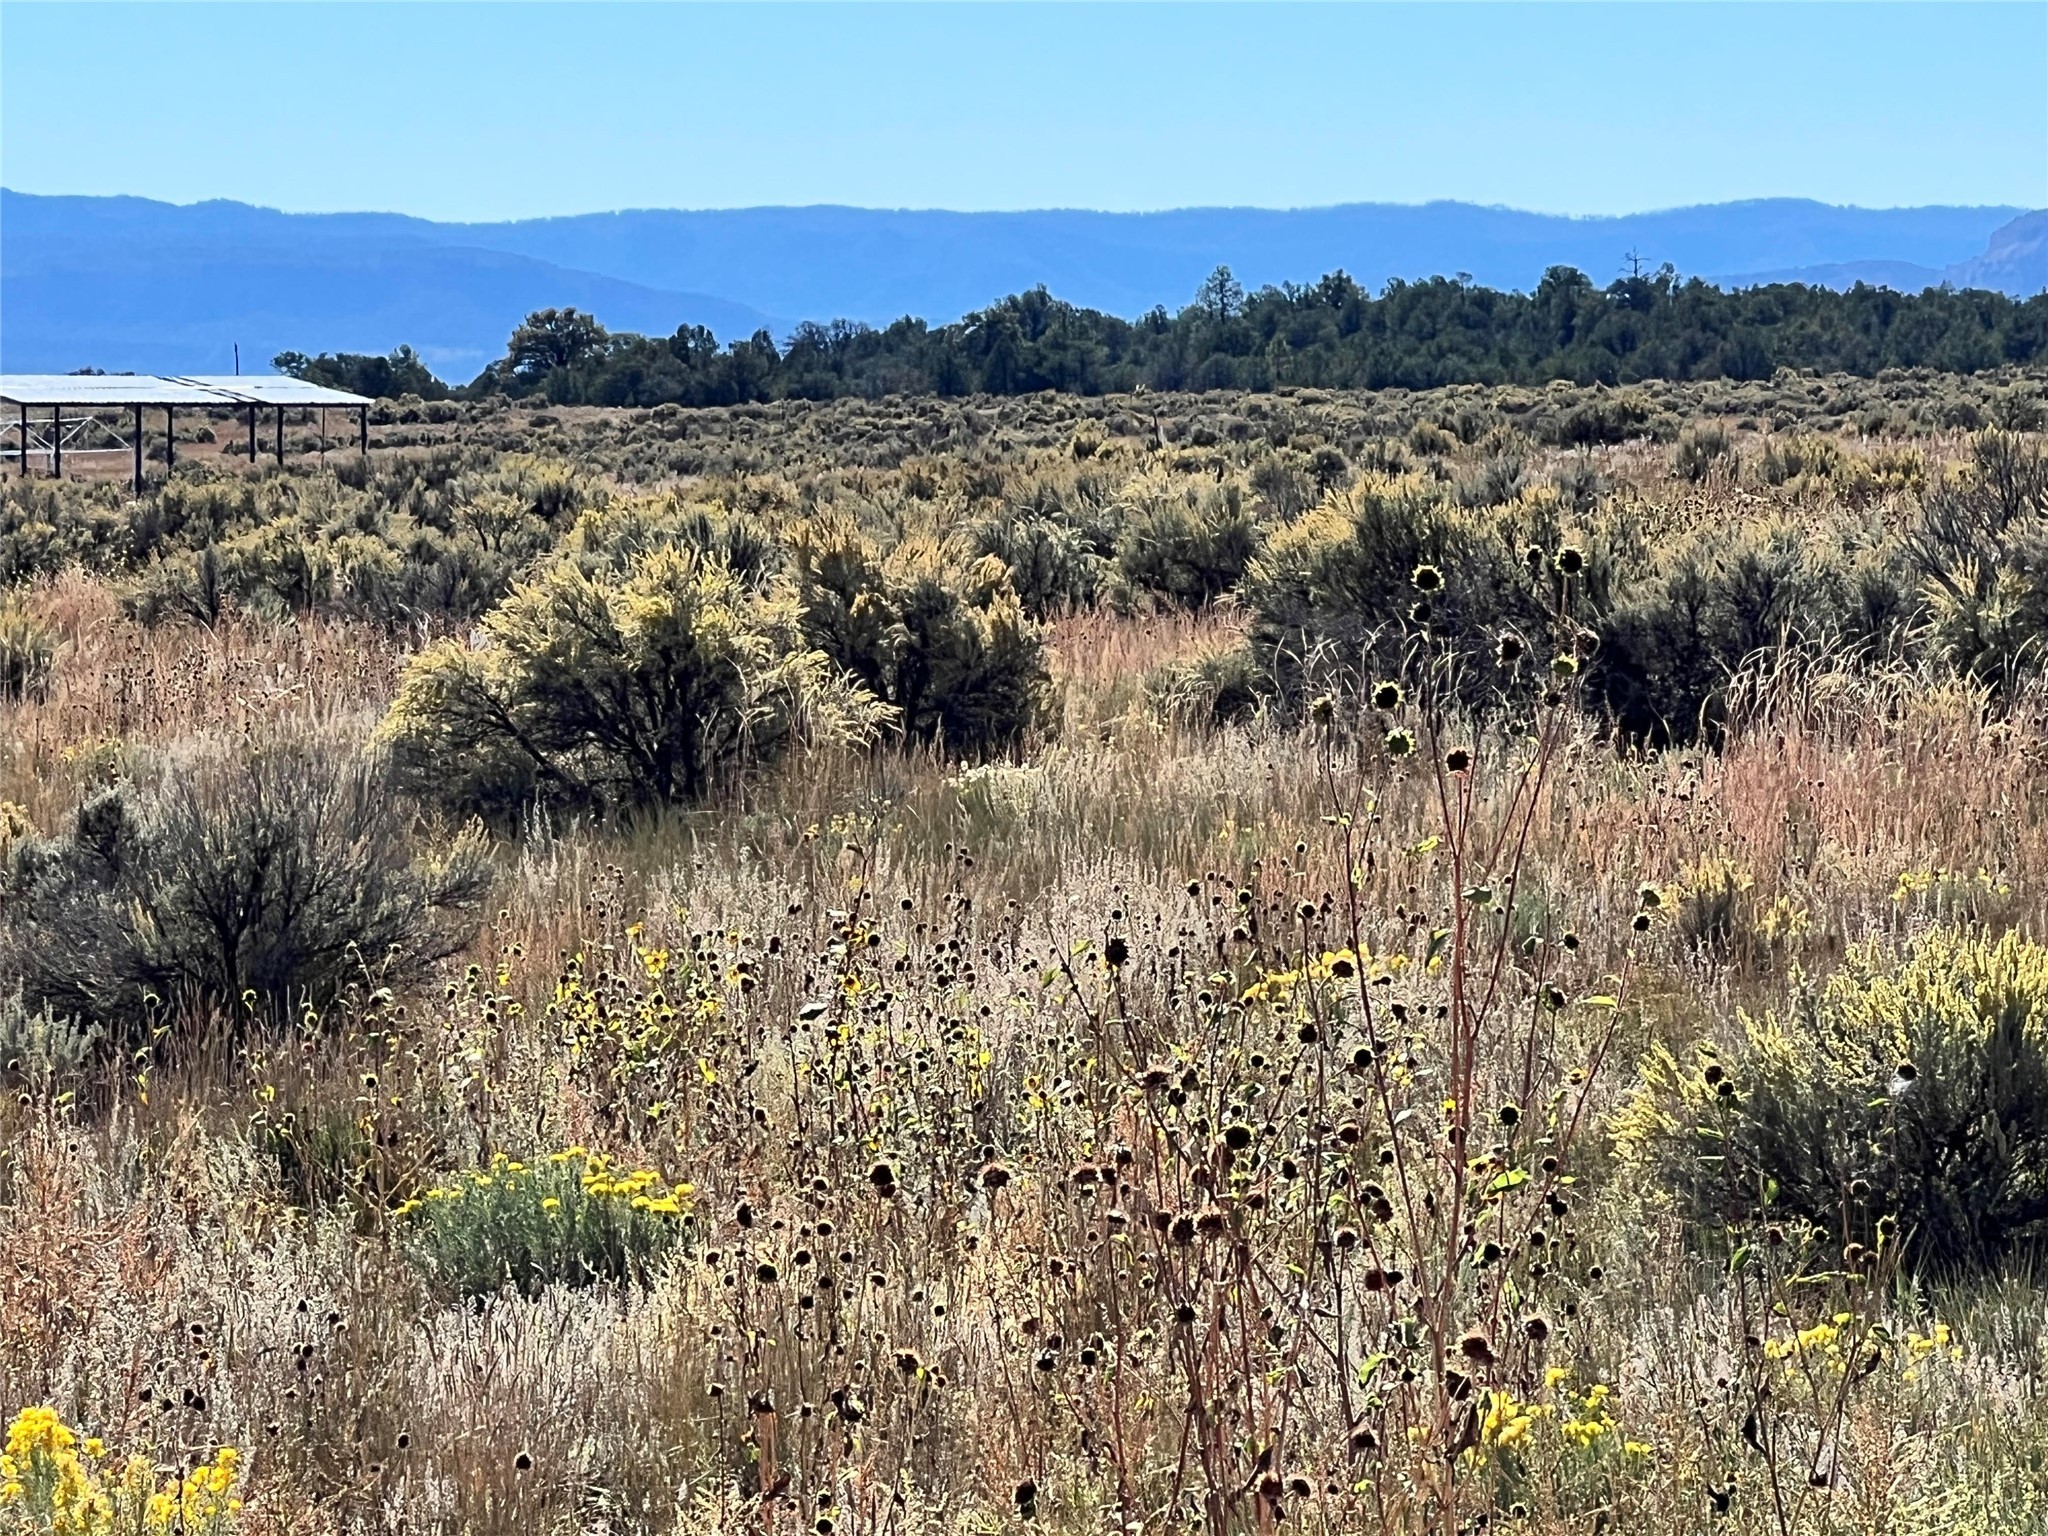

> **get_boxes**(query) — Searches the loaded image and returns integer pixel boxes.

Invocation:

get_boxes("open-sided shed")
[0,374,374,490]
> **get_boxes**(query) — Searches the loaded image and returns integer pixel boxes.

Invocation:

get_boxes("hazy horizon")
[6,189,2038,224]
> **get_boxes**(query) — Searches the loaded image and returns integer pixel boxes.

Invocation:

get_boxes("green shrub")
[401,1149,694,1299]
[968,504,1106,618]
[383,545,889,817]
[1455,450,1529,509]
[789,517,1048,754]
[1549,391,1651,447]
[1594,513,1923,743]
[1406,419,1459,457]
[1247,450,1317,519]
[1151,643,1267,726]
[0,598,56,701]
[1674,423,1734,483]
[564,495,781,587]
[1113,470,1260,607]
[1994,387,2047,432]
[967,473,1119,617]
[1618,927,2048,1275]
[0,735,493,1041]
[108,459,601,629]
[0,984,97,1093]
[1757,433,1845,488]
[1234,465,1900,740]
[1238,475,1555,700]
[0,480,134,583]
[1353,437,1409,477]
[1907,430,2048,693]
[443,454,601,534]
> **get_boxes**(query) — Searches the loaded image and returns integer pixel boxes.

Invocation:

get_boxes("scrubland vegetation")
[8,365,2048,1535]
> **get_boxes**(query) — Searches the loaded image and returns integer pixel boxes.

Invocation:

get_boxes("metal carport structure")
[0,374,375,491]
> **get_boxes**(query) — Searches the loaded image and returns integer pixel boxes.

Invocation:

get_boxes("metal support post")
[359,405,368,455]
[134,404,144,492]
[275,405,285,465]
[248,404,257,460]
[52,406,61,478]
[16,404,25,477]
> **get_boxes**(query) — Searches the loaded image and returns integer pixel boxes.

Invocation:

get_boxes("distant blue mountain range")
[3,190,2041,380]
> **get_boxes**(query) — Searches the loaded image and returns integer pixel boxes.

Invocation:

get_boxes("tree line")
[279,263,2048,405]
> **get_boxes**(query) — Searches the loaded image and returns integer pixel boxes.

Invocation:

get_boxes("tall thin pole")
[134,404,144,493]
[275,405,285,466]
[248,404,257,461]
[16,404,25,477]
[359,404,368,456]
[166,408,175,472]
[52,406,62,479]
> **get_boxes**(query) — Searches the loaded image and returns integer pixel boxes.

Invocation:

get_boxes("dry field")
[4,377,2048,1536]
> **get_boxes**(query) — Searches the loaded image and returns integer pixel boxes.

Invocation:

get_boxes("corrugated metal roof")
[0,374,373,407]
[172,376,375,406]
[0,374,244,406]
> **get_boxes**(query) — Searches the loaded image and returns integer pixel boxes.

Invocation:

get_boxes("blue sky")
[2,2,2042,220]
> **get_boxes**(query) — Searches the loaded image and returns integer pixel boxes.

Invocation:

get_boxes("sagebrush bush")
[789,517,1048,754]
[1596,520,1877,741]
[1113,470,1260,607]
[1619,926,2048,1275]
[401,1149,694,1299]
[1909,430,2048,692]
[1548,389,1651,447]
[383,544,891,817]
[970,505,1104,616]
[968,473,1117,617]
[0,735,493,1041]
[1674,422,1734,482]
[0,984,97,1092]
[1239,475,1557,701]
[1150,643,1267,726]
[564,493,782,587]
[0,479,135,583]
[1406,418,1459,457]
[1758,432,1845,487]
[110,456,607,629]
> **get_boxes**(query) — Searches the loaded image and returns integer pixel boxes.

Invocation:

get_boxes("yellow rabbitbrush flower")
[1478,1389,1551,1451]
[1463,1378,1649,1473]
[1765,1317,1846,1363]
[1909,1320,1955,1357]
[402,1147,696,1299]
[1555,1380,1621,1452]
[2,1408,243,1535]
[1241,947,1404,1007]
[1904,1320,1963,1380]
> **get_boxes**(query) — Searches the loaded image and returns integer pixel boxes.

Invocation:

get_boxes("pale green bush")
[1618,926,2048,1274]
[402,1149,693,1299]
